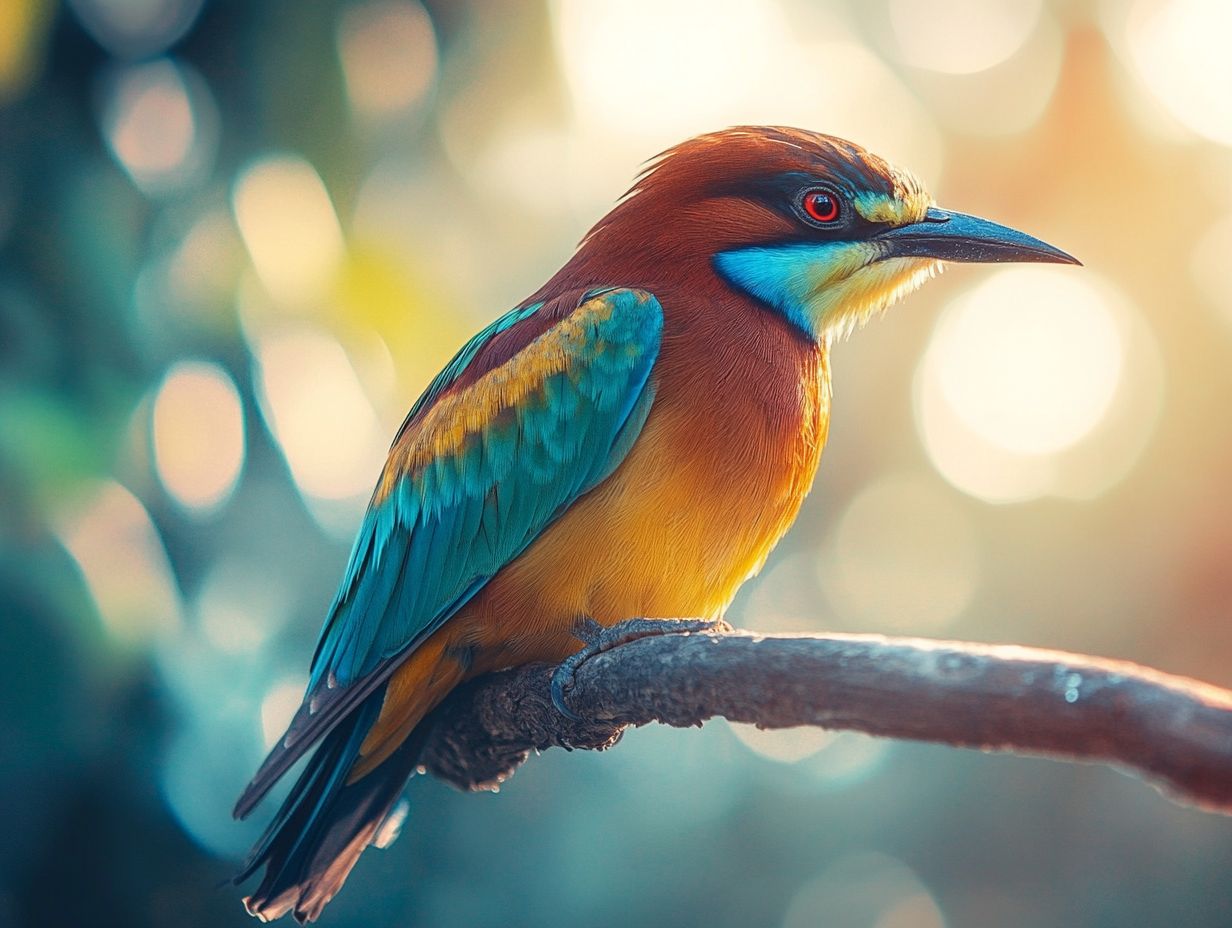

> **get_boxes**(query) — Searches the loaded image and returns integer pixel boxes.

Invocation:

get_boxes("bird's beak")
[874,207,1080,266]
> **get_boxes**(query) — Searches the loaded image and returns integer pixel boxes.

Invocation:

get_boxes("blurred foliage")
[3,1,1232,926]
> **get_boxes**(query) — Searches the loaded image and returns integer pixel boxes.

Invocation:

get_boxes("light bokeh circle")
[914,267,1161,503]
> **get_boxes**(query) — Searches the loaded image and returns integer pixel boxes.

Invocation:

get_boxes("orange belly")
[463,389,829,665]
[354,345,831,775]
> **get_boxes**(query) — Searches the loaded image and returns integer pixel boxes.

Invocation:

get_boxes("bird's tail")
[234,690,426,924]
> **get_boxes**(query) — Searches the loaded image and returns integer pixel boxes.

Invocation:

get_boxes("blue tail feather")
[235,691,425,924]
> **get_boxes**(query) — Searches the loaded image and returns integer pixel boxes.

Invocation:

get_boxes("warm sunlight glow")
[551,0,790,139]
[820,473,978,632]
[1124,0,1232,146]
[261,678,306,749]
[1192,212,1232,329]
[102,59,204,194]
[874,893,947,928]
[915,268,1156,503]
[232,154,345,306]
[728,723,834,764]
[253,327,387,501]
[805,734,890,789]
[544,0,943,209]
[888,0,1042,74]
[167,208,242,307]
[785,853,947,928]
[152,360,245,514]
[59,481,181,645]
[932,271,1123,456]
[901,12,1063,137]
[338,0,436,118]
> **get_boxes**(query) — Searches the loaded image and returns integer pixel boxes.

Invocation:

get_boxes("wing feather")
[235,287,662,818]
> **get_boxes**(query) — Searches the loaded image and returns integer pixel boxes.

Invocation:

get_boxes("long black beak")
[875,207,1080,266]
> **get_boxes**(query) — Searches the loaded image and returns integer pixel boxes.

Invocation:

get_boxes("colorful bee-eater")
[234,126,1077,922]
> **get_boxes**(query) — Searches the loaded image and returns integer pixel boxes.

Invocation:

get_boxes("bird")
[233,125,1078,922]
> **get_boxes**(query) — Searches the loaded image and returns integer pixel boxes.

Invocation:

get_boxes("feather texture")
[230,126,959,923]
[233,289,662,873]
[237,288,662,815]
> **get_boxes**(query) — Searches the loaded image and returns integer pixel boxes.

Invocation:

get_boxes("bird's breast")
[460,318,831,669]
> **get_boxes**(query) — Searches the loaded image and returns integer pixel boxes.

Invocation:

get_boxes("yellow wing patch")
[373,296,620,506]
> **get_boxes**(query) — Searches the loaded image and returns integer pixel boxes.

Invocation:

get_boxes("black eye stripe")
[702,172,883,241]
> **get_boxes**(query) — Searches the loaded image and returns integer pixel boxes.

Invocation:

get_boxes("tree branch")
[416,624,1232,815]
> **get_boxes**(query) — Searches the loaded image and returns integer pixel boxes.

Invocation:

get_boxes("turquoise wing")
[235,287,662,815]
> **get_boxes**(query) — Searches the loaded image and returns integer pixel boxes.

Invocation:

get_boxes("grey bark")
[417,624,1232,814]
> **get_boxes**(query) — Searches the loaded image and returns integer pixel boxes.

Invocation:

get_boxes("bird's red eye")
[802,189,840,224]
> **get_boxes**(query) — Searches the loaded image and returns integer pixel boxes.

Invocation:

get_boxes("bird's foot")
[550,617,731,720]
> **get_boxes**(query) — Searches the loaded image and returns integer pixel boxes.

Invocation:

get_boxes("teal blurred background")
[3,0,1232,925]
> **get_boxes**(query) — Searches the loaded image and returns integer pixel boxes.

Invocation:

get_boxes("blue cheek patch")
[713,242,848,338]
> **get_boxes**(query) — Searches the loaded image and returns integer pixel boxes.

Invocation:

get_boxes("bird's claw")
[550,664,586,722]
[549,617,730,720]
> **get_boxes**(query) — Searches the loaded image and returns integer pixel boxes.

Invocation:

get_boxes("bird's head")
[581,126,1078,342]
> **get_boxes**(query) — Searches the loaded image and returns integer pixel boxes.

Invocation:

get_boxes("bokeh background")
[2,0,1232,925]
